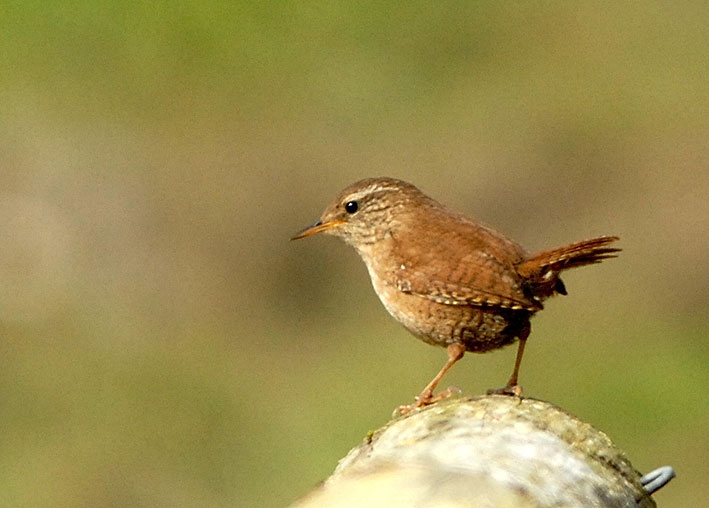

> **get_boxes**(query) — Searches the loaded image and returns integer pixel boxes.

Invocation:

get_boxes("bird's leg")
[487,323,531,397]
[397,342,465,415]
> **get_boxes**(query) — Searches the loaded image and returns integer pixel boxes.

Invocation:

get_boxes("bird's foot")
[486,384,523,397]
[394,386,461,416]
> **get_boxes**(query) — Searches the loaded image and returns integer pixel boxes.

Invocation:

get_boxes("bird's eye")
[345,200,359,214]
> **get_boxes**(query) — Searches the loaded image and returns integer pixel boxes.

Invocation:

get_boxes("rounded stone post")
[293,395,660,508]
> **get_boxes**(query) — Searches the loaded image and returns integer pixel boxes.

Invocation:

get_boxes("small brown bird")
[293,177,619,413]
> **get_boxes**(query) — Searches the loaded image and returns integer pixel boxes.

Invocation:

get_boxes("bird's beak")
[291,219,345,240]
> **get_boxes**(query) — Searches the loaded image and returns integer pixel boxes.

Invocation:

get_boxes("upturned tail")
[517,235,620,299]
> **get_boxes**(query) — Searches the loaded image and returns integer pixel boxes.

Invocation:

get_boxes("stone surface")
[293,395,655,508]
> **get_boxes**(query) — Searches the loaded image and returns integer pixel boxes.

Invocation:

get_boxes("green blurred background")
[1,2,707,507]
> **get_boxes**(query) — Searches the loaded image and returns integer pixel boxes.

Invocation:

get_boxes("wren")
[292,177,619,413]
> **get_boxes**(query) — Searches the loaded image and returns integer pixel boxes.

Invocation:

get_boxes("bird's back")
[381,200,539,313]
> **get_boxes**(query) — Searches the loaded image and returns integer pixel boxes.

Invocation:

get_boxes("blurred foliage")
[0,1,707,507]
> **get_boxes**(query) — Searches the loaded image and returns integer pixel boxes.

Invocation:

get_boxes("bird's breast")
[354,238,527,352]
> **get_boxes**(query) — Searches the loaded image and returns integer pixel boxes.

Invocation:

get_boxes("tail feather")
[517,236,620,299]
[518,236,620,277]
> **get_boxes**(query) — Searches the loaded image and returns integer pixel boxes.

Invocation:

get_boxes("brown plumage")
[293,177,620,413]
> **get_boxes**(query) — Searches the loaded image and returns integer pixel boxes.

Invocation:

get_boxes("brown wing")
[389,207,541,312]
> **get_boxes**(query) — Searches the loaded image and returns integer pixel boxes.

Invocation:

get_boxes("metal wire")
[640,465,676,495]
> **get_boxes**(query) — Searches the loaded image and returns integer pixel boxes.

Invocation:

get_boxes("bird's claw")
[486,384,523,397]
[394,386,462,416]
